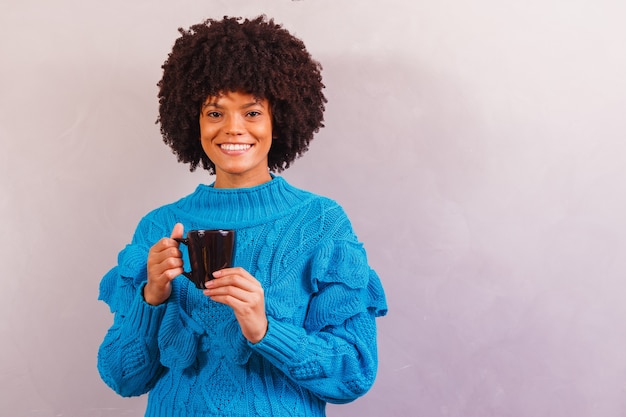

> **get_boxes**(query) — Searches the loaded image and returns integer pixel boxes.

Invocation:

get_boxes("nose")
[225,114,245,135]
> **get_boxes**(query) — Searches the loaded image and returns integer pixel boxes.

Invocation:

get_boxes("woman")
[98,15,387,417]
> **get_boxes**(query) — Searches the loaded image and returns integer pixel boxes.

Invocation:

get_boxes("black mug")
[174,229,235,289]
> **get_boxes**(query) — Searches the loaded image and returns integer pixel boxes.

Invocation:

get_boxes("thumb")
[170,222,184,240]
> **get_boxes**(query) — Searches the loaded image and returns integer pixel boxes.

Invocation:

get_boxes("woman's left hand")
[203,267,268,344]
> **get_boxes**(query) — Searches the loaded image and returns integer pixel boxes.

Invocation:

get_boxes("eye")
[246,110,262,118]
[206,111,222,118]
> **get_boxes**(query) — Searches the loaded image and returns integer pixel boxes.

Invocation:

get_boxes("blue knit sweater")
[98,176,387,417]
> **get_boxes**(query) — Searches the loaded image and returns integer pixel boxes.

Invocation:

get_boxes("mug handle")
[173,237,192,279]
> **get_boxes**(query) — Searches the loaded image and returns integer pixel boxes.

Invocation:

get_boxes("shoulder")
[282,180,348,216]
[280,178,342,209]
[280,179,357,240]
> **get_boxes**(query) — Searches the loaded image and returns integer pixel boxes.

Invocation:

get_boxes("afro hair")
[157,15,327,173]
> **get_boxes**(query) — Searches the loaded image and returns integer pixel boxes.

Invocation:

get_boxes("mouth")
[220,143,252,151]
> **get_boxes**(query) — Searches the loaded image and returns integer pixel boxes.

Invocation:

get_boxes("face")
[199,91,273,188]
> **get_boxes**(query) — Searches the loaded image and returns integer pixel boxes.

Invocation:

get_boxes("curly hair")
[156,15,327,173]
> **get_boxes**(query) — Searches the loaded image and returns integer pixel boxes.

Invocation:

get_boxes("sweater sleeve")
[98,282,166,397]
[97,218,168,397]
[250,236,388,404]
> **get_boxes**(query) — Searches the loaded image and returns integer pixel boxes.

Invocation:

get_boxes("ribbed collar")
[173,176,313,227]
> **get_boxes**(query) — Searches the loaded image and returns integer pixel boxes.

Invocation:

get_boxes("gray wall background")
[1,0,626,416]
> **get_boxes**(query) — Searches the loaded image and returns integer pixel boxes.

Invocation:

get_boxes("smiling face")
[199,91,273,188]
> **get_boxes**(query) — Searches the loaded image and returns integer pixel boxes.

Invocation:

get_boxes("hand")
[144,223,184,306]
[203,267,268,344]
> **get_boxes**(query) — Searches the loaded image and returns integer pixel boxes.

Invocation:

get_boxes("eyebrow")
[201,98,265,110]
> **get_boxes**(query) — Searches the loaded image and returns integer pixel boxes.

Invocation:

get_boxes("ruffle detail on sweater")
[99,244,148,314]
[305,239,388,332]
[118,244,149,286]
[157,280,205,370]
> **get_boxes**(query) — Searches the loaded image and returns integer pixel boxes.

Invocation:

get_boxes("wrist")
[247,318,269,344]
[143,282,168,306]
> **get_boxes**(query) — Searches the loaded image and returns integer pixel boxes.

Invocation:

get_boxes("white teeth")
[221,143,251,151]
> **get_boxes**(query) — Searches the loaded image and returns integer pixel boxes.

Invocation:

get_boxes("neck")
[213,170,273,189]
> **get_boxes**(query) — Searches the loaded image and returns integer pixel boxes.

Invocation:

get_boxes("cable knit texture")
[97,176,387,416]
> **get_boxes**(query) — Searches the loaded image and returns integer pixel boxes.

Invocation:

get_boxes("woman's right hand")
[143,223,184,305]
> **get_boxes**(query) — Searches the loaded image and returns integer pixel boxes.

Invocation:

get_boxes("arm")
[97,221,185,396]
[251,237,388,403]
[251,306,382,403]
[97,280,167,397]
[203,238,385,403]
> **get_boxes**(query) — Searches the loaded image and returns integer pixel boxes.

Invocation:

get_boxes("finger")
[151,237,178,255]
[206,274,261,293]
[204,280,264,306]
[159,254,184,271]
[170,222,184,240]
[204,278,259,296]
[150,243,182,263]
[212,267,256,283]
[205,289,265,315]
[162,265,184,280]
[148,254,182,278]
[204,285,249,303]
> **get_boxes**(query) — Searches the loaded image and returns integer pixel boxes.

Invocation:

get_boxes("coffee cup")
[174,229,235,289]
